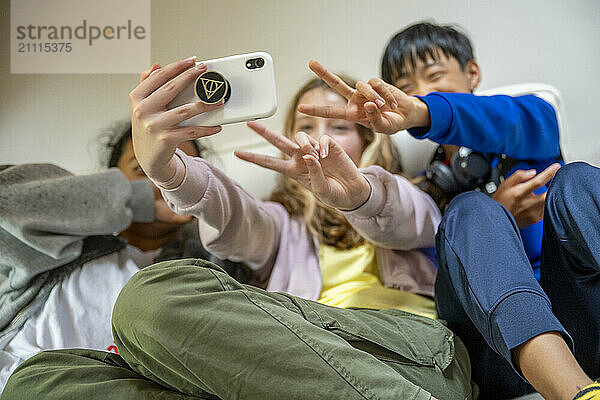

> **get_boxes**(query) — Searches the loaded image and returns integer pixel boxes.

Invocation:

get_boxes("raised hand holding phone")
[129,57,224,184]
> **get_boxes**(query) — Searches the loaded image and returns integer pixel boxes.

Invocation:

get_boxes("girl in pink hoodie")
[136,60,443,318]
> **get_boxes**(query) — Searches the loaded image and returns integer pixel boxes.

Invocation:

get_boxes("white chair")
[391,83,569,177]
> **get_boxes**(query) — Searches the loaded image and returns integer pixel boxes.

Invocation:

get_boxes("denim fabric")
[435,162,600,399]
[541,162,600,378]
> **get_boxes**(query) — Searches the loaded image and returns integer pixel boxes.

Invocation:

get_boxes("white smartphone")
[167,51,277,126]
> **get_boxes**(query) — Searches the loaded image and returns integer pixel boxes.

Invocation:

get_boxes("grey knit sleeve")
[0,164,144,267]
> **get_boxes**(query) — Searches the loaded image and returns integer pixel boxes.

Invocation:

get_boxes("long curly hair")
[269,76,404,250]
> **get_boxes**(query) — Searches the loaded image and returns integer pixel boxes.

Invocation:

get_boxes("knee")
[550,162,595,187]
[112,258,229,339]
[3,351,60,399]
[547,162,598,212]
[436,192,494,272]
[436,191,517,272]
[441,191,507,233]
[112,263,160,334]
[447,191,503,218]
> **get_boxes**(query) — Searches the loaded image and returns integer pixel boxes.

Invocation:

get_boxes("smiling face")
[392,50,481,97]
[292,87,366,166]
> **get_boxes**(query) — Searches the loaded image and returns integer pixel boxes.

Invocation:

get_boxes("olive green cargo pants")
[3,259,476,399]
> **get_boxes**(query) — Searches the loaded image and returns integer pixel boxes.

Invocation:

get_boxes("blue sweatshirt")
[408,92,561,280]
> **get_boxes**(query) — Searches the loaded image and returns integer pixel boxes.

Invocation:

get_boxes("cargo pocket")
[292,297,455,372]
[240,290,471,399]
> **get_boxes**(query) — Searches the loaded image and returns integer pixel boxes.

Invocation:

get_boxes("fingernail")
[185,56,197,62]
[375,98,385,108]
[391,101,398,109]
[195,63,206,70]
[321,148,327,158]
[302,155,312,161]
[526,169,536,175]
[366,106,375,113]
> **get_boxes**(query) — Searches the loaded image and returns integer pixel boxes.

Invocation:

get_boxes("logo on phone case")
[195,71,231,104]
[201,78,224,99]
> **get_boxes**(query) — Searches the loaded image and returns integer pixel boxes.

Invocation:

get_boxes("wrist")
[342,175,372,211]
[152,154,186,190]
[410,97,431,129]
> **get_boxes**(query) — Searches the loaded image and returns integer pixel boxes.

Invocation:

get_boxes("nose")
[412,81,434,97]
[314,121,329,139]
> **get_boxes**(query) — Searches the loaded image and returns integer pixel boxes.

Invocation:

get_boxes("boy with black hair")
[300,22,599,400]
[379,21,561,275]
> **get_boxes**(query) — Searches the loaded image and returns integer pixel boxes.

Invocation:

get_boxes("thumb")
[302,154,327,194]
[324,134,354,165]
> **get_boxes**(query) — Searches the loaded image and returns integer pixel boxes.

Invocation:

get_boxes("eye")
[298,124,313,131]
[135,165,146,176]
[428,72,443,81]
[398,85,412,94]
[334,125,349,131]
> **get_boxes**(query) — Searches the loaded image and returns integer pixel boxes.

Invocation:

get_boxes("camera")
[246,57,265,70]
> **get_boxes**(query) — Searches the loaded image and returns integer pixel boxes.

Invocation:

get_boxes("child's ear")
[465,60,481,91]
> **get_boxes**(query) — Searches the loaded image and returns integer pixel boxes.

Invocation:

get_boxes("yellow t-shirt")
[317,242,437,319]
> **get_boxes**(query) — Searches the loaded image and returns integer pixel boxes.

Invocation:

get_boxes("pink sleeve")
[340,166,441,250]
[155,150,282,271]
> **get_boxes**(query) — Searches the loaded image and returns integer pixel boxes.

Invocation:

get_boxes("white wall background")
[1,0,599,198]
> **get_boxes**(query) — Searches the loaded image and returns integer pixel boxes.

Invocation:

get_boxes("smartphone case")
[168,51,277,126]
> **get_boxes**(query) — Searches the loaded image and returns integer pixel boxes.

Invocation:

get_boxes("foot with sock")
[574,382,600,400]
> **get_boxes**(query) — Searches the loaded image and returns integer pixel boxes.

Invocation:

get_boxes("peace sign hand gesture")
[235,121,372,211]
[298,61,430,135]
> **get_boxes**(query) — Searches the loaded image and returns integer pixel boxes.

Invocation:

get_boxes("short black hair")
[103,122,205,168]
[381,22,475,84]
[106,124,133,168]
